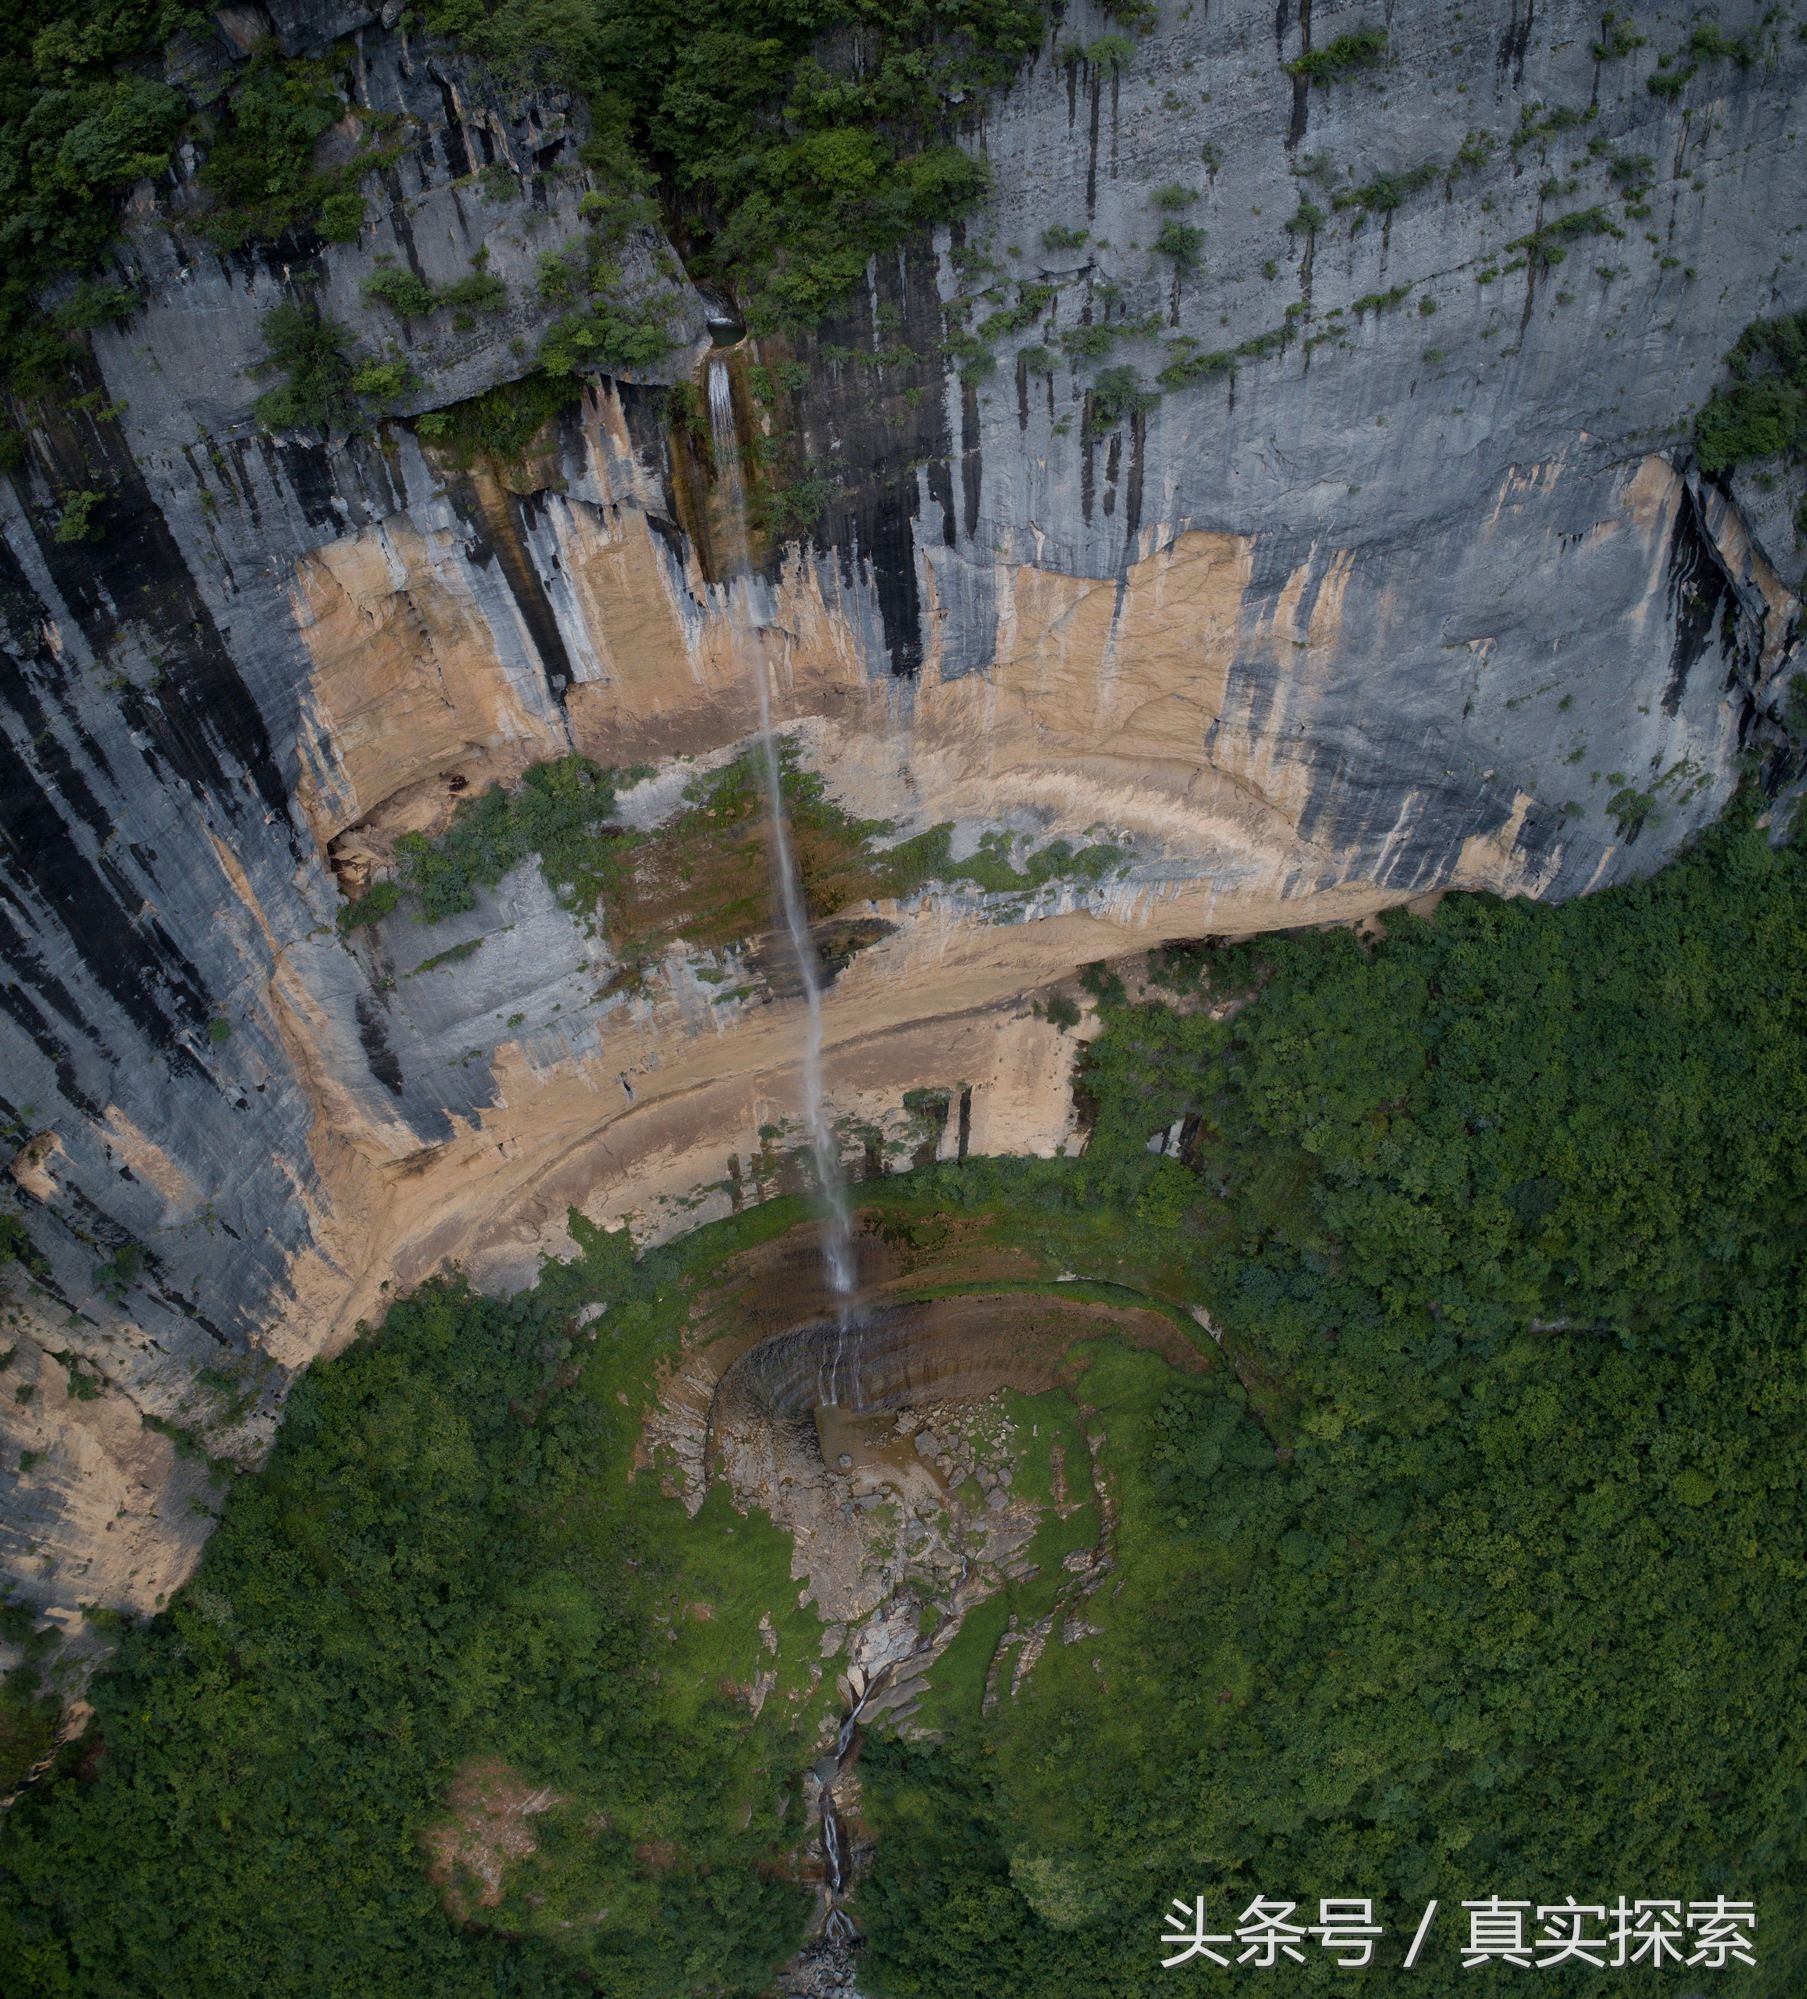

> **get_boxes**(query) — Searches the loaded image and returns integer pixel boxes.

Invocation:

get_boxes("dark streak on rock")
[441,470,575,704]
[617,377,675,494]
[1287,0,1312,149]
[780,241,950,677]
[1232,535,1319,758]
[960,379,982,542]
[1498,0,1535,88]
[1086,71,1101,216]
[386,193,429,305]
[0,722,217,1065]
[926,458,957,549]
[507,489,580,697]
[22,405,294,836]
[1125,407,1146,547]
[644,510,691,576]
[355,993,405,1096]
[1080,404,1096,526]
[0,576,119,842]
[261,434,344,536]
[862,496,925,679]
[1660,480,1732,719]
[434,72,475,179]
[0,901,106,1120]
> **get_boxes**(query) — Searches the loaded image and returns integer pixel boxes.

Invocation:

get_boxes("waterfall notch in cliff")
[706,360,858,1356]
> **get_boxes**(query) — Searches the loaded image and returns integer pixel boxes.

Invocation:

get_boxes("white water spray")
[707,361,857,1362]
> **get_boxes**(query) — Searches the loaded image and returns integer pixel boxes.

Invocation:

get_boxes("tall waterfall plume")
[706,360,858,1352]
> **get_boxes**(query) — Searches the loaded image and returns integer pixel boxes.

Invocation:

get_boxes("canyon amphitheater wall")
[0,0,1803,1646]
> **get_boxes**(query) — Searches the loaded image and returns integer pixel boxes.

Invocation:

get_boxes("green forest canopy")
[1694,308,1807,475]
[0,0,1071,396]
[863,800,1807,1993]
[1,800,1803,1993]
[425,0,1056,324]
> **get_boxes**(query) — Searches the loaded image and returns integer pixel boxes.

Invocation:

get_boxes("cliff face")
[1,0,1802,1648]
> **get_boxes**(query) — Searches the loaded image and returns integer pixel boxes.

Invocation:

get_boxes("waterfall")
[706,361,857,1359]
[809,1666,886,1967]
[711,354,869,1993]
[820,1786,850,1895]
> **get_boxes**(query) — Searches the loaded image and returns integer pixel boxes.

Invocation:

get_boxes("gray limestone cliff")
[1,0,1803,1666]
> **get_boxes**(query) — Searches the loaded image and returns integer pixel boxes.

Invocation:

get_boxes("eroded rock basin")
[710,1290,1184,1441]
[648,1222,1204,1603]
[637,1222,1211,1987]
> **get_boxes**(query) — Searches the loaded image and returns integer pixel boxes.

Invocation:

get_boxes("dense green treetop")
[864,800,1807,1994]
[1694,309,1807,477]
[0,1,193,390]
[0,0,1070,401]
[426,0,1050,321]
